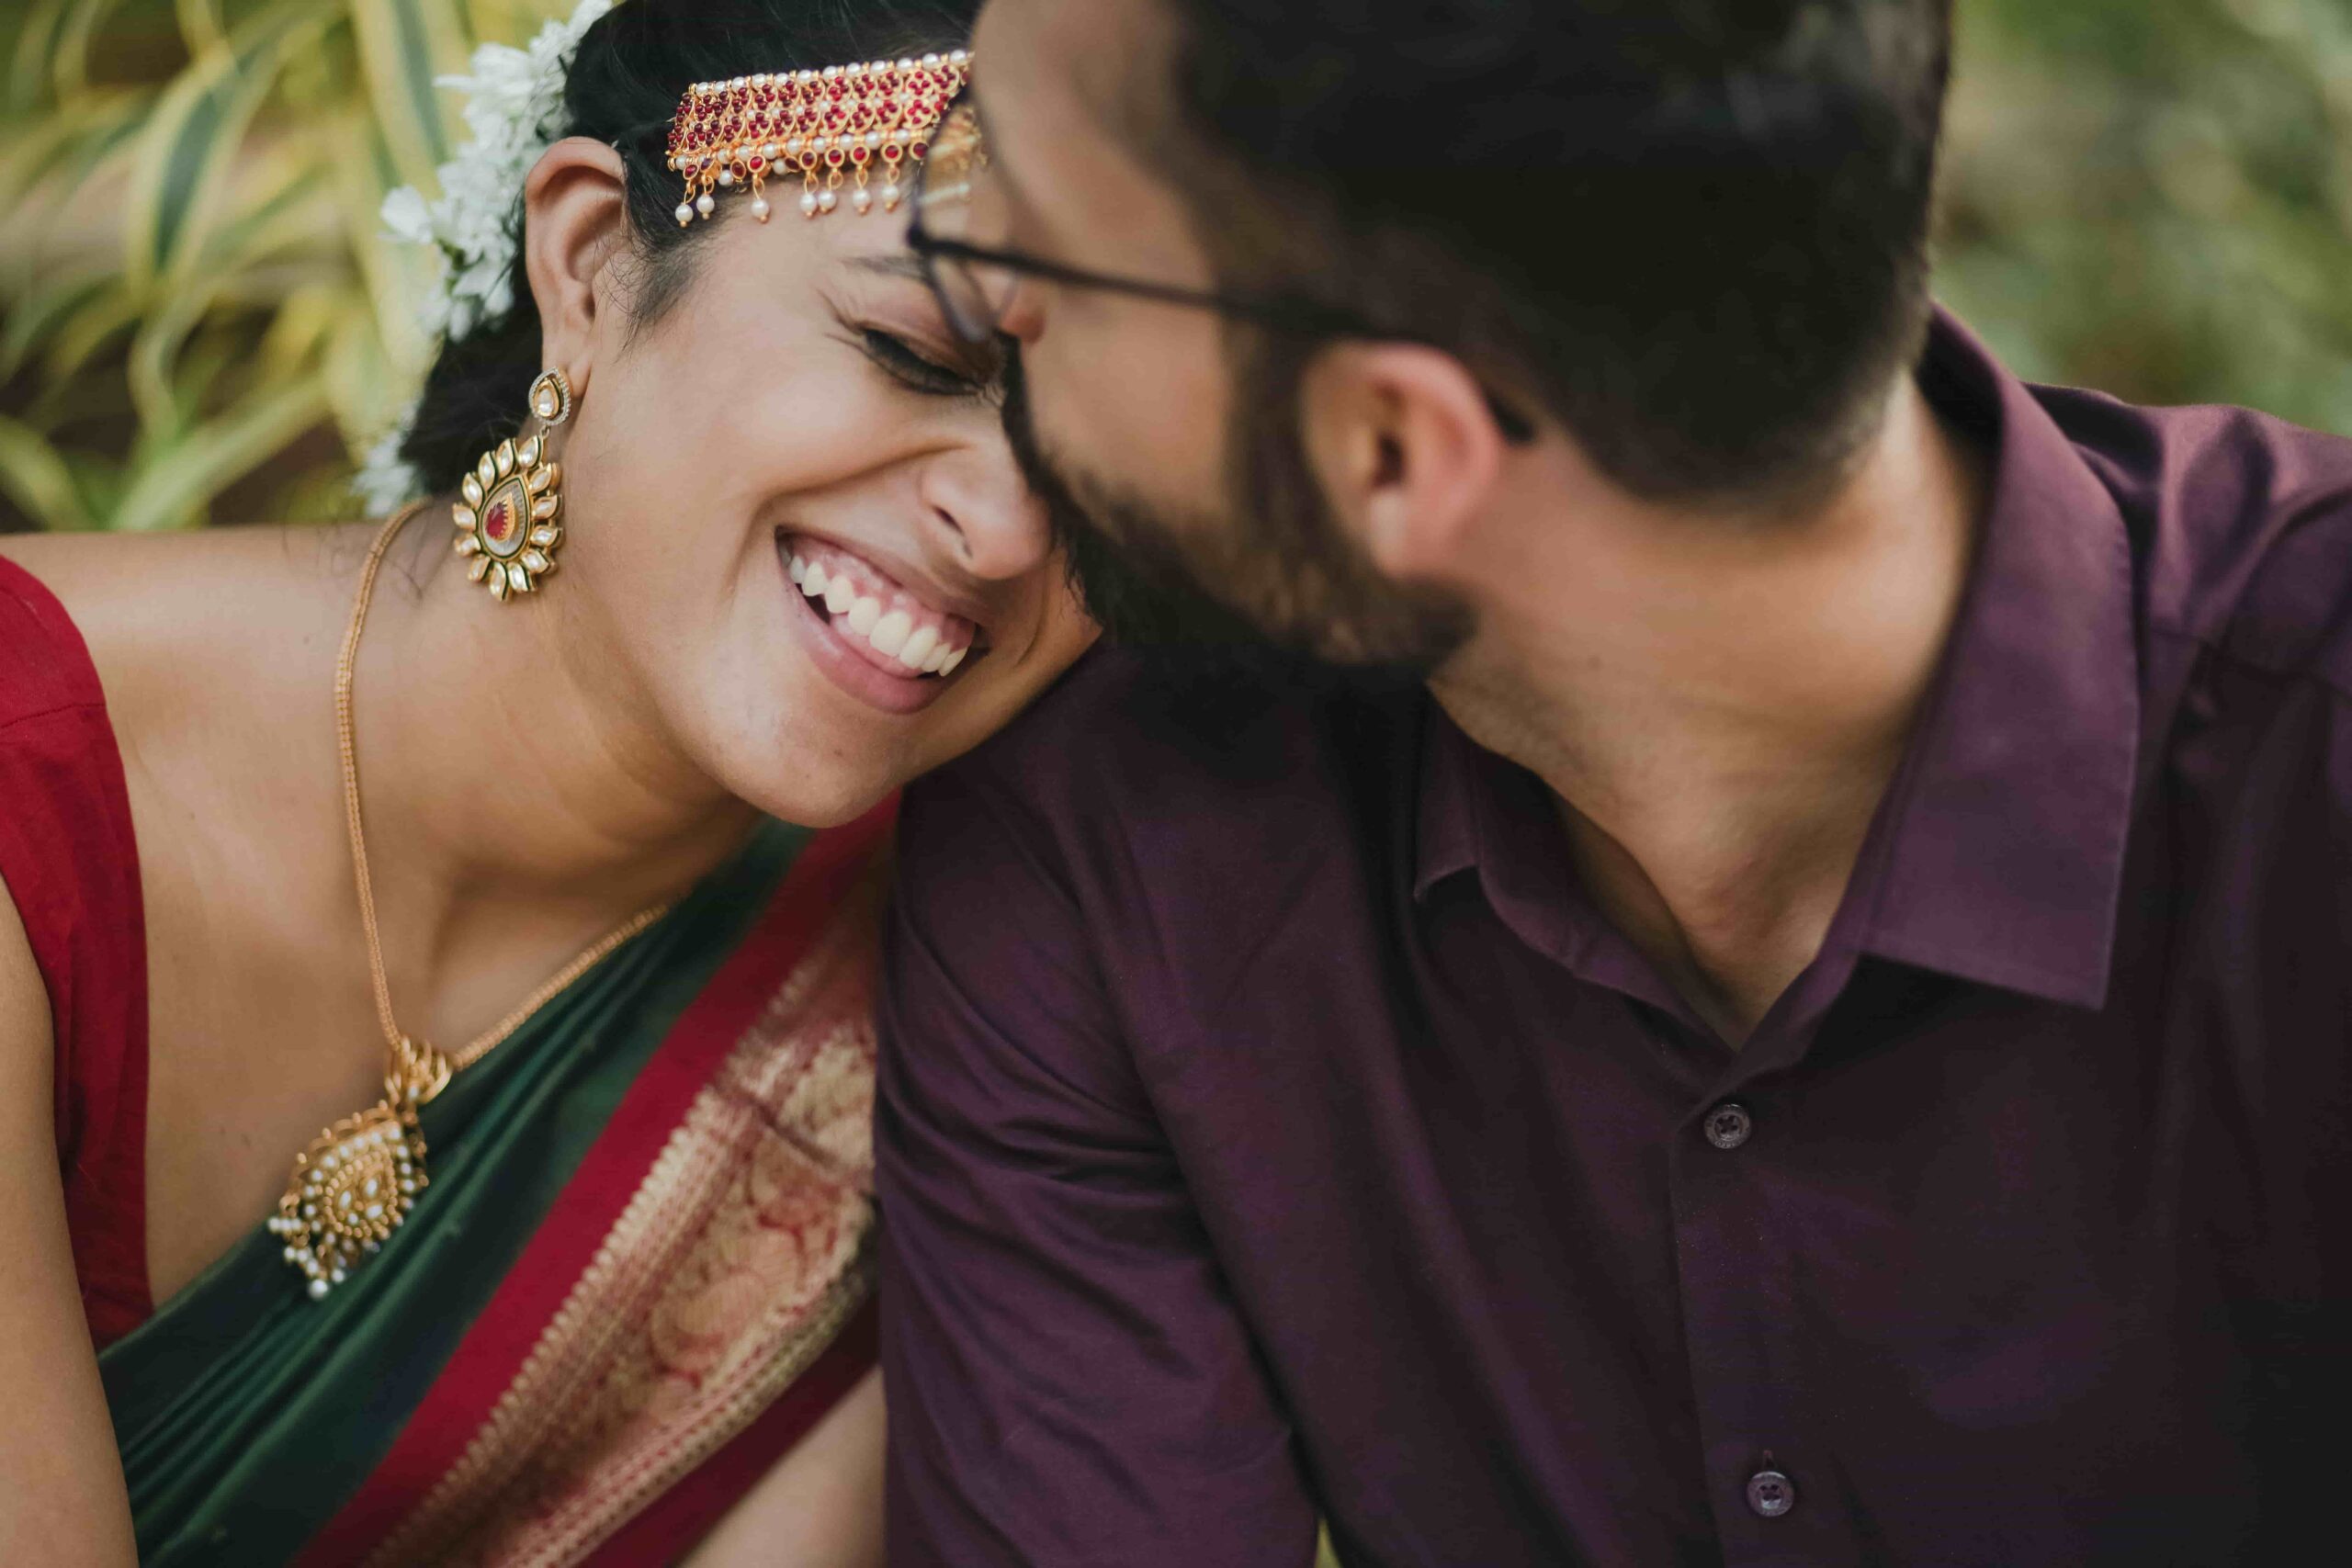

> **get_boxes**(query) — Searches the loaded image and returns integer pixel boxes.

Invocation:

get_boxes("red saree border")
[298,803,893,1568]
[574,1299,877,1567]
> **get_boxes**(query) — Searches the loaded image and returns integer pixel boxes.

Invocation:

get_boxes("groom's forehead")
[973,0,1202,251]
[977,0,1177,146]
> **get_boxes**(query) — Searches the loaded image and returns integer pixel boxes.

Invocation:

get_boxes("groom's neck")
[1429,376,1989,1041]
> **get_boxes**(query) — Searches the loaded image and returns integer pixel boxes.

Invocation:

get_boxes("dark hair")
[399,0,977,491]
[1157,0,1953,504]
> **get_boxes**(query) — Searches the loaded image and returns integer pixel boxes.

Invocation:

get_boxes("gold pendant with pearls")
[272,1035,451,1299]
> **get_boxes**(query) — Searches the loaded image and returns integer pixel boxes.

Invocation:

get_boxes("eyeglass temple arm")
[910,231,1538,446]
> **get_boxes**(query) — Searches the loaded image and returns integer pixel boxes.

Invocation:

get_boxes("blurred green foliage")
[1939,0,2352,429]
[0,0,569,533]
[0,0,2345,535]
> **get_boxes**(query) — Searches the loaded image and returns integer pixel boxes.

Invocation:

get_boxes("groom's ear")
[1296,342,1506,584]
[521,136,632,401]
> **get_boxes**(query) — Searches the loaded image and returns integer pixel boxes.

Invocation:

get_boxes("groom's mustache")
[999,350,1433,708]
[1000,350,1273,659]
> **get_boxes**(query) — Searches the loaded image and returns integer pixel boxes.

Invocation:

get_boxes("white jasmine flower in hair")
[380,186,435,247]
[351,411,425,518]
[359,0,611,495]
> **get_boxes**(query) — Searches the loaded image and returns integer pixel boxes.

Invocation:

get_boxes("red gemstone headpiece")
[664,50,971,225]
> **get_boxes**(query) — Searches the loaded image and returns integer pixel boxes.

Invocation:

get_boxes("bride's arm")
[679,1367,885,1568]
[0,879,136,1566]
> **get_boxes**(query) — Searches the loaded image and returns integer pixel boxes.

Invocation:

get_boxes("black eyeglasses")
[904,98,1536,445]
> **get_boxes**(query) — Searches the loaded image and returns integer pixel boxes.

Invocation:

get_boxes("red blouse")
[0,555,150,1347]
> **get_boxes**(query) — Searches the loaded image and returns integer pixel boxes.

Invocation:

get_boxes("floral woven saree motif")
[105,814,893,1567]
[357,852,885,1564]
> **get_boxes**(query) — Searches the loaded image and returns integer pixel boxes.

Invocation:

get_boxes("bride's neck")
[349,511,760,931]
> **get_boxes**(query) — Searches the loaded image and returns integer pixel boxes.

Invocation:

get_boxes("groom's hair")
[1149,0,1953,506]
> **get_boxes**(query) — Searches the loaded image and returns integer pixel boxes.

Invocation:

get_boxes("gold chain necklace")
[270,504,670,1300]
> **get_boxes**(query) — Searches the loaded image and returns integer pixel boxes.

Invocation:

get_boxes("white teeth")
[868,609,913,659]
[794,544,977,673]
[898,624,939,671]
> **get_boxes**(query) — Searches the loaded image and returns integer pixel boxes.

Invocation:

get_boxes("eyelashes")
[859,327,993,399]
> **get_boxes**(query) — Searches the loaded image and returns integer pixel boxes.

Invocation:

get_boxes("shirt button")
[1703,1102,1753,1150]
[1746,1468,1796,1518]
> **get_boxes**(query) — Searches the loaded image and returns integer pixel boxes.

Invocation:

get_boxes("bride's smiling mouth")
[778,531,989,715]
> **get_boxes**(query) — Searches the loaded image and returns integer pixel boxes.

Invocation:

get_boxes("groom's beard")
[1001,350,1471,694]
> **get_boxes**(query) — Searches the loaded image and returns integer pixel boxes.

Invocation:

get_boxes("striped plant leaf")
[47,0,134,102]
[126,277,225,438]
[334,111,413,310]
[1,270,111,378]
[0,2,593,533]
[350,0,468,188]
[462,0,565,50]
[64,448,130,524]
[5,0,74,118]
[119,0,333,290]
[43,288,146,384]
[323,290,398,446]
[0,87,148,229]
[127,140,331,434]
[0,414,90,532]
[188,135,337,278]
[331,112,435,410]
[156,328,243,431]
[172,0,225,55]
[256,285,345,379]
[109,367,328,532]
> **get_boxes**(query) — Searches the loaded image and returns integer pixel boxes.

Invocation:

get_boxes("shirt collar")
[1851,310,2139,1008]
[1414,707,1480,902]
[1415,310,2140,1011]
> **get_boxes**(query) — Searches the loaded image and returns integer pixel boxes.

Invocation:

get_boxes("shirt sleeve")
[876,761,1319,1567]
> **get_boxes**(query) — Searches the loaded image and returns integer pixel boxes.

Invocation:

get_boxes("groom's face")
[968,0,1472,673]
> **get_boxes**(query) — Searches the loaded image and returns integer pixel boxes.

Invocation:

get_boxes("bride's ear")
[521,136,631,400]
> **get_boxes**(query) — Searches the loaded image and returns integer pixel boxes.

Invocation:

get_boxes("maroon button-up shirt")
[877,316,2352,1566]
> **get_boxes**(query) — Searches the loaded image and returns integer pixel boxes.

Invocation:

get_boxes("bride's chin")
[706,697,901,831]
[745,762,897,831]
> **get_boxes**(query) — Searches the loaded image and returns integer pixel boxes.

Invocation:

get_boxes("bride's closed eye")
[856,326,999,400]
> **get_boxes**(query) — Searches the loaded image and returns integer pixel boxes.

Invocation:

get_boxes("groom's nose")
[996,276,1046,346]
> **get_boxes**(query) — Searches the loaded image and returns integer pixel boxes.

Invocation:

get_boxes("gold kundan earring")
[453,367,571,601]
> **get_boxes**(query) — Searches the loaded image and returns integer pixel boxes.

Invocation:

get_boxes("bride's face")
[541,164,1095,826]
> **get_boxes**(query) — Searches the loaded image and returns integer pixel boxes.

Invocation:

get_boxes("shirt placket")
[1663,993,1864,1568]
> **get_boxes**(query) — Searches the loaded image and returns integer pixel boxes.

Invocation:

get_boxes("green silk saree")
[98,813,890,1566]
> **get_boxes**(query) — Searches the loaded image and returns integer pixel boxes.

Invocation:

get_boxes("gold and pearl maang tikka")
[666,50,971,224]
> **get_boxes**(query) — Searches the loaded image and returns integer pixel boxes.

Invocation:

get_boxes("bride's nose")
[921,438,1053,582]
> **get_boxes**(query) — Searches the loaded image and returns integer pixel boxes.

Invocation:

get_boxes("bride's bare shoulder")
[0,522,370,717]
[0,520,371,617]
[0,519,364,600]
